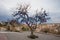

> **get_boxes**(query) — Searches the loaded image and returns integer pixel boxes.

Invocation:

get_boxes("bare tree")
[12,4,50,39]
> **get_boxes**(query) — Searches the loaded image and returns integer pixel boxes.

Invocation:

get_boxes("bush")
[22,27,29,31]
[41,28,50,33]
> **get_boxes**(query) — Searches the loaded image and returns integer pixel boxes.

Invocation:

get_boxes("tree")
[12,4,50,39]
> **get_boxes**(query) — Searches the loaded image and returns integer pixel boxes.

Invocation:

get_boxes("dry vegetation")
[0,20,29,32]
[36,23,60,35]
[0,21,60,35]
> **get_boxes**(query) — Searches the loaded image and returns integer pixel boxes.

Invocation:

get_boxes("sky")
[0,0,60,23]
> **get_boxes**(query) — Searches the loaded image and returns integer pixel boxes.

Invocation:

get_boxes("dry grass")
[36,23,60,35]
[0,22,60,35]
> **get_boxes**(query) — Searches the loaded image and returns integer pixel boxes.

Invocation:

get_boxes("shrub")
[41,28,50,33]
[22,27,29,31]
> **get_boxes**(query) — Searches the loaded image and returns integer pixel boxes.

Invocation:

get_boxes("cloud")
[0,0,60,23]
[0,1,12,21]
[47,13,60,23]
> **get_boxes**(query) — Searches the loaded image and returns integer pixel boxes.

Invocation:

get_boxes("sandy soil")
[1,31,59,40]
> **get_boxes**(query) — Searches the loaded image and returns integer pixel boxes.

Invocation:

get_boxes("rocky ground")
[0,31,60,40]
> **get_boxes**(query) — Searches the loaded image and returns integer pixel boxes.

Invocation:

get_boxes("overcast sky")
[0,0,60,23]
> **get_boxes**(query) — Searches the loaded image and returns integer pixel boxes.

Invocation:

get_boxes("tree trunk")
[31,28,34,36]
[29,27,38,39]
[27,24,38,39]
